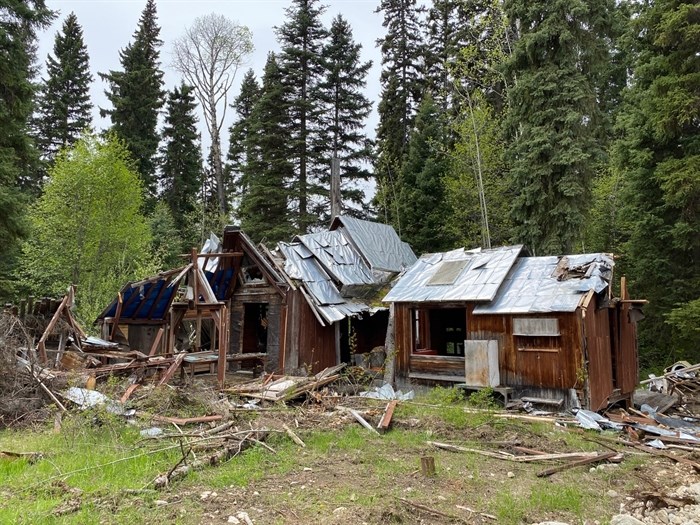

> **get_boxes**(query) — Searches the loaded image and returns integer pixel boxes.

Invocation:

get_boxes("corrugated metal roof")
[279,242,370,325]
[473,253,613,314]
[383,245,524,303]
[332,215,417,272]
[296,230,375,286]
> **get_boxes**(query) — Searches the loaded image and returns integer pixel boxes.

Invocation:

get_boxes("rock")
[154,500,168,507]
[235,511,254,525]
[610,516,645,525]
[227,517,240,524]
[333,507,347,515]
[531,522,570,525]
[607,490,619,498]
[200,491,211,500]
[507,471,516,478]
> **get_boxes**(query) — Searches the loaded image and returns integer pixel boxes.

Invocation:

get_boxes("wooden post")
[218,304,228,389]
[421,456,436,477]
[383,304,396,386]
[109,292,123,341]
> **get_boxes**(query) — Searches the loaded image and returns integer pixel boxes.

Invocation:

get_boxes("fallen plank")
[151,414,223,425]
[337,406,380,435]
[120,384,140,403]
[377,400,398,433]
[157,352,186,386]
[427,441,601,462]
[537,452,619,477]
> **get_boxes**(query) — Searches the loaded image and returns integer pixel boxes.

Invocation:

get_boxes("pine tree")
[503,0,615,255]
[613,0,700,366]
[0,1,54,296]
[397,94,454,253]
[374,0,425,224]
[227,69,260,211]
[99,0,164,200]
[239,54,294,244]
[159,84,202,236]
[275,0,328,233]
[315,15,373,221]
[34,12,93,166]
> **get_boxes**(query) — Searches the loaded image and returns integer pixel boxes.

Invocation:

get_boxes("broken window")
[411,307,466,357]
[514,318,561,353]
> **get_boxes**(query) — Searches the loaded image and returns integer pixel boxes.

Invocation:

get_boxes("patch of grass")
[492,491,527,525]
[529,484,584,514]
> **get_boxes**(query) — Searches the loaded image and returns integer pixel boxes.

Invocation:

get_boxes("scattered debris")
[360,383,414,401]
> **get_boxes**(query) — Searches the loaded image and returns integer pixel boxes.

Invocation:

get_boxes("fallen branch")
[150,414,222,425]
[537,452,619,477]
[336,406,380,435]
[283,423,306,447]
[427,441,604,462]
[152,430,269,489]
[397,497,468,523]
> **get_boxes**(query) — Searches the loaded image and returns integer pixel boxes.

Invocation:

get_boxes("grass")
[0,388,655,524]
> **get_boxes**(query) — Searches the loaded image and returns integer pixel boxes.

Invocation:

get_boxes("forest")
[0,0,698,372]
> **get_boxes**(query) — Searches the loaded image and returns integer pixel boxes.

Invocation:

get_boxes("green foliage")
[148,201,182,268]
[159,83,202,236]
[466,386,500,410]
[275,0,328,233]
[33,12,93,168]
[612,0,700,368]
[0,1,54,299]
[397,94,456,253]
[20,134,157,324]
[504,0,616,255]
[239,53,295,244]
[99,0,165,201]
[374,0,424,222]
[315,14,373,221]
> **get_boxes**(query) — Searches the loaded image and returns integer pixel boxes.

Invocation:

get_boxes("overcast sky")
[37,0,386,154]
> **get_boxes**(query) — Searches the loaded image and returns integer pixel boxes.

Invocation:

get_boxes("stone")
[154,500,168,507]
[507,471,516,478]
[333,507,347,515]
[610,516,645,525]
[227,517,240,524]
[607,490,619,498]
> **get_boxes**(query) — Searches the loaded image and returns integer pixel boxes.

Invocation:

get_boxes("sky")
[37,0,387,155]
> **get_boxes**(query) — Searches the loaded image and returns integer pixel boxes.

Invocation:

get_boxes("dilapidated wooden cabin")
[273,215,416,374]
[383,246,642,410]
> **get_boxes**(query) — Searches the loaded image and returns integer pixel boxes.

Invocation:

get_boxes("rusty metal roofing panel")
[472,253,614,315]
[296,230,375,286]
[332,215,417,272]
[383,245,524,303]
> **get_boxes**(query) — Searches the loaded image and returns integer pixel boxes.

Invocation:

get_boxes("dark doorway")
[242,303,268,354]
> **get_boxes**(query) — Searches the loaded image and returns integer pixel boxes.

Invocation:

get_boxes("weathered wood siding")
[582,294,614,410]
[283,290,336,374]
[615,302,639,395]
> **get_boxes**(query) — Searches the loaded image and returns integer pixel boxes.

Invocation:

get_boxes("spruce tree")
[34,12,93,166]
[159,84,202,236]
[275,0,328,233]
[315,15,373,221]
[239,54,294,244]
[503,0,615,255]
[397,94,453,253]
[613,0,700,365]
[99,0,164,200]
[374,0,425,224]
[0,1,54,295]
[227,69,260,210]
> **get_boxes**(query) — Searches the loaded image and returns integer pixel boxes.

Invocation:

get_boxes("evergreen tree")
[159,84,202,236]
[239,54,294,244]
[34,12,92,166]
[315,15,373,221]
[227,69,260,210]
[613,0,700,366]
[0,1,54,296]
[275,0,328,233]
[397,94,454,253]
[503,0,615,255]
[99,0,164,200]
[374,0,425,223]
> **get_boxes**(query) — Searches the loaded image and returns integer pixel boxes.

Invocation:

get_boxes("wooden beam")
[377,400,398,433]
[36,294,70,364]
[109,292,123,341]
[217,304,228,389]
[148,327,165,356]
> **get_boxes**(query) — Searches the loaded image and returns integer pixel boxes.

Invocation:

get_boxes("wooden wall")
[282,290,336,374]
[582,293,614,410]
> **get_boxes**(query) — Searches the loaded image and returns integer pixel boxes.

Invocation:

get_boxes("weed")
[466,387,500,410]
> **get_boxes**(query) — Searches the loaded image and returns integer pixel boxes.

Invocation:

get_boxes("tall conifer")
[239,54,294,244]
[374,0,424,224]
[275,0,328,233]
[34,12,92,169]
[316,15,373,220]
[159,84,202,235]
[99,0,164,200]
[504,0,614,254]
[227,69,260,209]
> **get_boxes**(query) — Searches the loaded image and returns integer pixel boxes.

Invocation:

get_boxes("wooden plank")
[157,352,186,386]
[109,292,123,341]
[148,328,165,356]
[218,304,228,389]
[377,400,398,433]
[120,384,140,403]
[36,293,70,364]
[151,414,223,425]
[537,452,618,477]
